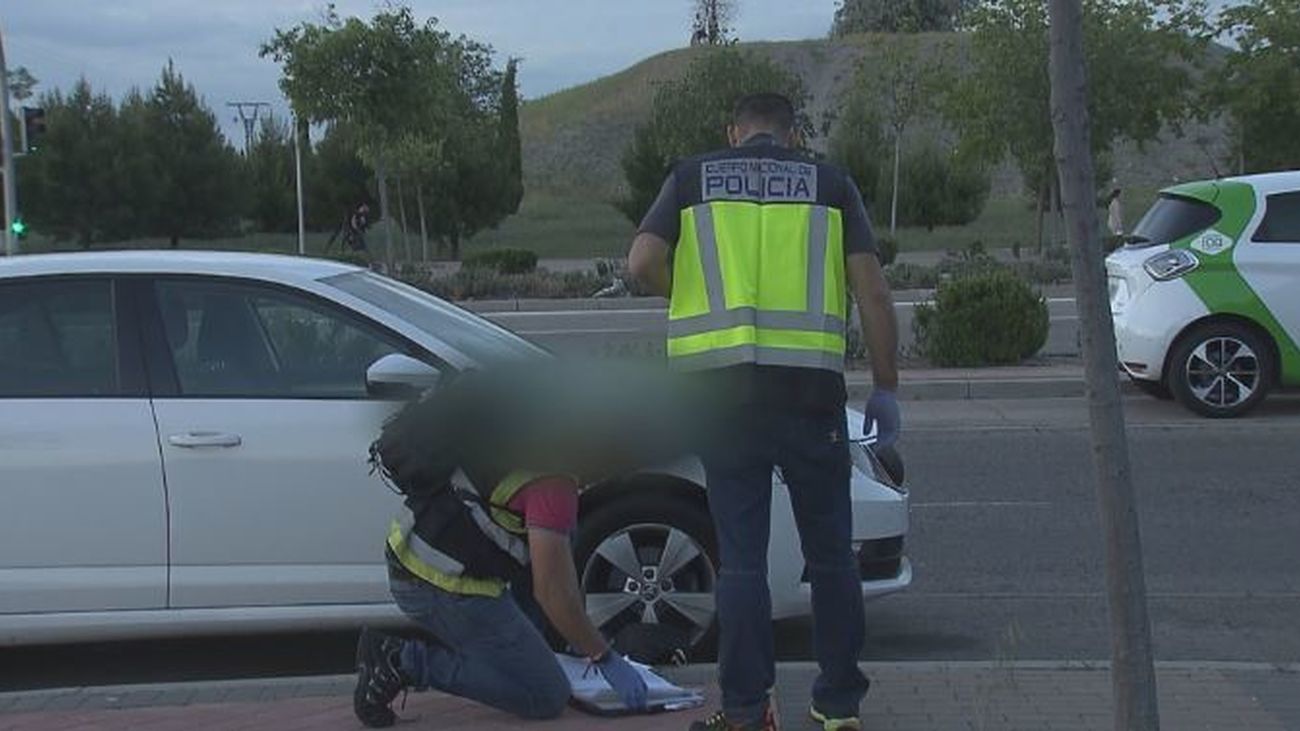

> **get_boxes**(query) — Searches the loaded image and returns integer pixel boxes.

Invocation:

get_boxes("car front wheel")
[1169,322,1274,418]
[573,493,718,661]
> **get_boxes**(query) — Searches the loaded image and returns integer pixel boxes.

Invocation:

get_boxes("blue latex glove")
[864,388,901,446]
[596,651,649,710]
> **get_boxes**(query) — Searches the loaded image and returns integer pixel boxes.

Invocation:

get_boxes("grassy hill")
[469,35,1230,258]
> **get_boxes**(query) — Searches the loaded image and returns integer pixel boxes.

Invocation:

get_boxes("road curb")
[846,377,1131,402]
[4,660,1295,713]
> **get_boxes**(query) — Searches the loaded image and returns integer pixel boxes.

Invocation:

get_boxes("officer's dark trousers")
[702,407,870,724]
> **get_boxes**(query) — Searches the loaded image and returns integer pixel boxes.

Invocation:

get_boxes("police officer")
[353,372,648,727]
[629,93,901,731]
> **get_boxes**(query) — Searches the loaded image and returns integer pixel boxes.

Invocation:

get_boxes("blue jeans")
[702,408,869,724]
[389,577,571,720]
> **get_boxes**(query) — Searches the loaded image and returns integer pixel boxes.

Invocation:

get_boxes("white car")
[0,251,910,650]
[1108,172,1300,417]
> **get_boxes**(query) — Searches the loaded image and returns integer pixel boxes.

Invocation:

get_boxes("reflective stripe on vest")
[668,201,847,372]
[387,516,506,597]
[387,470,574,597]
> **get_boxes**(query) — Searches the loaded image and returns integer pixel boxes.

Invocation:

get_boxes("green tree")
[946,0,1204,250]
[497,59,524,218]
[146,61,243,247]
[831,0,972,34]
[104,90,163,241]
[263,4,514,262]
[871,35,952,233]
[307,124,373,233]
[1212,0,1300,173]
[880,141,990,230]
[616,48,810,224]
[20,79,119,246]
[5,67,38,103]
[245,116,298,233]
[828,94,887,210]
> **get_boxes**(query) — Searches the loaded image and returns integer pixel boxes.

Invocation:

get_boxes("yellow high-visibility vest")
[667,151,848,373]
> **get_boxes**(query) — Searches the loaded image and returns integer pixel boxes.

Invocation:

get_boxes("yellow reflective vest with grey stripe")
[387,470,553,598]
[667,145,848,372]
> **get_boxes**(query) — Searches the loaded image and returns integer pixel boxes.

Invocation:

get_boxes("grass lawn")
[12,187,1161,263]
[464,191,636,259]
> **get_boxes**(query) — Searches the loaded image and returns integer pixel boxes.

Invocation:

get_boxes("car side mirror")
[366,354,441,399]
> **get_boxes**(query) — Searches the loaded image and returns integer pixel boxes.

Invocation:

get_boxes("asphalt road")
[4,395,1298,691]
[479,296,1083,358]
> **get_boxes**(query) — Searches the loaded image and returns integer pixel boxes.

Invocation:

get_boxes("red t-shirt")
[506,476,579,534]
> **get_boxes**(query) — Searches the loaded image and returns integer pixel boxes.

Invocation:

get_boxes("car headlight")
[1143,249,1199,281]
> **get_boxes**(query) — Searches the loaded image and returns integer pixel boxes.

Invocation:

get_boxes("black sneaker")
[689,706,778,730]
[353,627,408,728]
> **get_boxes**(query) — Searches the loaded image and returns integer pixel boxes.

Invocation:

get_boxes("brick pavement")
[2,662,1297,731]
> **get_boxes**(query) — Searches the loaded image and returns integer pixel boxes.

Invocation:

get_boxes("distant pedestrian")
[328,203,372,255]
[1105,182,1124,237]
[629,92,901,731]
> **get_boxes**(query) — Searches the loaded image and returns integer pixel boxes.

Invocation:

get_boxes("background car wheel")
[573,493,718,662]
[1130,376,1173,401]
[1168,321,1273,418]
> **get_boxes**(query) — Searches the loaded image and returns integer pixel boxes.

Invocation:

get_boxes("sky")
[5,1,840,146]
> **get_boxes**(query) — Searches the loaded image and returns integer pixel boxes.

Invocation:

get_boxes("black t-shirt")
[638,135,878,414]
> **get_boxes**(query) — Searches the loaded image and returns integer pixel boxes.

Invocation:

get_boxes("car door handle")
[168,432,243,449]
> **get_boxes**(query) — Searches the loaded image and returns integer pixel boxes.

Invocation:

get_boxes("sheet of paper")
[555,653,705,713]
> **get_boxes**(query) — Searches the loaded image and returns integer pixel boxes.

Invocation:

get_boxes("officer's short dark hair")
[732,93,796,133]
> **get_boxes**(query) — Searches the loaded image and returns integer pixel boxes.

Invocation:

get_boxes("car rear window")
[1253,191,1300,243]
[0,279,119,397]
[1131,194,1222,246]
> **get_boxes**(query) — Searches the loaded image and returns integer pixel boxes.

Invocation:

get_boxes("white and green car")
[1108,171,1300,417]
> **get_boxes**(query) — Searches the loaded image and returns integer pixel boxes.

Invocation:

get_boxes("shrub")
[884,261,940,290]
[461,248,538,274]
[913,270,1049,367]
[416,268,606,300]
[875,234,899,267]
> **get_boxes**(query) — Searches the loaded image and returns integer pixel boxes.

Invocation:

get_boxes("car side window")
[1254,191,1300,244]
[155,280,402,399]
[0,279,119,397]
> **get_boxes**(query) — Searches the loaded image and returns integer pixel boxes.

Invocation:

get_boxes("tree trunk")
[416,184,430,263]
[396,175,412,263]
[1048,2,1161,730]
[1046,171,1058,256]
[375,159,394,273]
[1035,172,1048,256]
[890,131,902,235]
[449,228,461,261]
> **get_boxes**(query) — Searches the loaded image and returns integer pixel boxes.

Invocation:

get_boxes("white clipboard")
[556,653,706,716]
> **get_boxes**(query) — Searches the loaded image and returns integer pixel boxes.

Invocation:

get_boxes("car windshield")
[1130,194,1222,247]
[320,271,547,364]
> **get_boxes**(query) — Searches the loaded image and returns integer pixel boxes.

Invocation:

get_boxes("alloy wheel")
[581,523,717,647]
[1184,336,1260,410]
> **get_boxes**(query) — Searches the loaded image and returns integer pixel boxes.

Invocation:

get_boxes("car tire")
[1168,321,1274,418]
[572,493,718,662]
[1130,376,1173,401]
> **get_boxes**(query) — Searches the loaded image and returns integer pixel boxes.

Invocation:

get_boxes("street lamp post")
[294,116,306,255]
[1,19,19,256]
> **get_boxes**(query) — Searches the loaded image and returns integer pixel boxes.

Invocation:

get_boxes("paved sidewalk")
[3,662,1297,730]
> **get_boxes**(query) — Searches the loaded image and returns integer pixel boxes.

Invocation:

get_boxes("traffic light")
[21,107,47,153]
[10,218,27,239]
